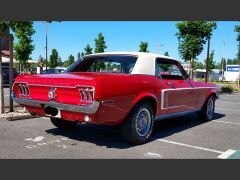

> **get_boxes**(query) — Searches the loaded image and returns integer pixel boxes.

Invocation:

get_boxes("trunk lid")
[13,72,99,105]
[15,72,98,87]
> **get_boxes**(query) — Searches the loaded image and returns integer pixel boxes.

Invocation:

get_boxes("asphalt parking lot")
[0,93,240,159]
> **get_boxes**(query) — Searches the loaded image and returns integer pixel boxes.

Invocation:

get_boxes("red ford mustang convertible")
[12,52,220,144]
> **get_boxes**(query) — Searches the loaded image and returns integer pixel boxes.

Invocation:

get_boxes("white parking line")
[144,152,162,158]
[218,149,236,159]
[156,138,236,159]
[216,108,240,112]
[157,139,224,154]
[219,97,240,100]
[221,94,240,97]
[217,101,240,105]
[213,120,240,126]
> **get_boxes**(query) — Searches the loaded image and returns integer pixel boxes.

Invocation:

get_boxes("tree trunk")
[19,63,22,74]
[187,60,191,77]
[205,36,210,83]
[19,63,20,74]
[9,39,13,112]
[189,55,194,80]
[0,39,5,114]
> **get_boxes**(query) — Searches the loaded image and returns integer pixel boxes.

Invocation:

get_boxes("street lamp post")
[41,21,48,70]
[45,21,48,70]
[222,40,225,80]
[0,39,4,114]
[9,36,14,112]
[238,61,240,87]
[154,44,164,54]
[205,36,210,83]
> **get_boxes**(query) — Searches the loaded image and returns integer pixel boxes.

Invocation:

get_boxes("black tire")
[121,101,154,145]
[50,118,76,129]
[197,95,215,122]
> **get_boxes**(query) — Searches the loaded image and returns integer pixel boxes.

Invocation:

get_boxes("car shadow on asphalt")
[45,124,132,149]
[45,112,225,149]
[151,112,225,141]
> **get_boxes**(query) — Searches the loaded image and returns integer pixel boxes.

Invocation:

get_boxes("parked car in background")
[3,66,18,86]
[12,52,220,144]
[42,68,65,74]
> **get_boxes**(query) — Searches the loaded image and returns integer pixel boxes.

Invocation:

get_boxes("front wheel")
[50,118,76,129]
[121,101,154,145]
[197,95,215,122]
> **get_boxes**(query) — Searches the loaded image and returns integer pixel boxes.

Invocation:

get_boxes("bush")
[221,85,234,93]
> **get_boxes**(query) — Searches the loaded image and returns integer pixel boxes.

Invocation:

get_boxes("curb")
[6,115,40,121]
[0,114,40,121]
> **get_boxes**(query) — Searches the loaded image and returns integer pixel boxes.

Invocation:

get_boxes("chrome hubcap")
[207,99,214,118]
[135,108,151,137]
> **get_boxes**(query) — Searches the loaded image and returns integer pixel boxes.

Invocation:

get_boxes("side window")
[155,58,184,80]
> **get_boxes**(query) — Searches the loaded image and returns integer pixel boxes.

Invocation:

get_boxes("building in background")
[181,63,223,81]
[1,56,37,73]
[193,69,223,81]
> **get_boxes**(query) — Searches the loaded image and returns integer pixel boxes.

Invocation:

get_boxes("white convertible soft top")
[83,52,178,75]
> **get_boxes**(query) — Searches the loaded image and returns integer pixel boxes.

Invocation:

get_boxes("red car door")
[155,58,198,114]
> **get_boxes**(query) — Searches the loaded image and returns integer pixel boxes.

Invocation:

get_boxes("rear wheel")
[50,118,76,129]
[198,95,215,122]
[121,101,154,145]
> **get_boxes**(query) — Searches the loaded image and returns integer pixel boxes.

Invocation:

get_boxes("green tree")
[227,59,233,64]
[205,50,216,71]
[234,23,240,86]
[139,41,149,52]
[84,44,93,55]
[0,21,35,73]
[77,52,81,60]
[64,55,75,67]
[164,51,169,56]
[216,58,226,71]
[194,61,205,70]
[226,58,239,65]
[94,33,107,53]
[176,21,217,79]
[235,24,240,62]
[234,58,239,64]
[57,57,64,67]
[49,49,59,68]
[221,58,227,71]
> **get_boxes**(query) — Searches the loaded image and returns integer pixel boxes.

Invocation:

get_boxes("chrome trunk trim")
[11,93,99,114]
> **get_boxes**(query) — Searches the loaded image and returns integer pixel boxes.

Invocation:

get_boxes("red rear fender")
[131,92,158,116]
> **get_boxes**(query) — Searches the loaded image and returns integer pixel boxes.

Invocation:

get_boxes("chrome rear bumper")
[12,93,99,114]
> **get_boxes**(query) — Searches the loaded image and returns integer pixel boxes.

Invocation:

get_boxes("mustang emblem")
[48,88,56,100]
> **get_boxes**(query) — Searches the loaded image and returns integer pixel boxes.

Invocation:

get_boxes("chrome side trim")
[161,87,217,110]
[154,108,201,121]
[11,93,100,114]
[101,100,116,105]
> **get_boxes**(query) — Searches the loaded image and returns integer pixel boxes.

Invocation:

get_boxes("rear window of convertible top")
[65,55,138,74]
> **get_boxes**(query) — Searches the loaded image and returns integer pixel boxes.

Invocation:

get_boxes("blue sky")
[29,21,239,63]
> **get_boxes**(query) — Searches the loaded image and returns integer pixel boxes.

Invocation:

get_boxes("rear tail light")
[79,87,94,105]
[17,83,30,97]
